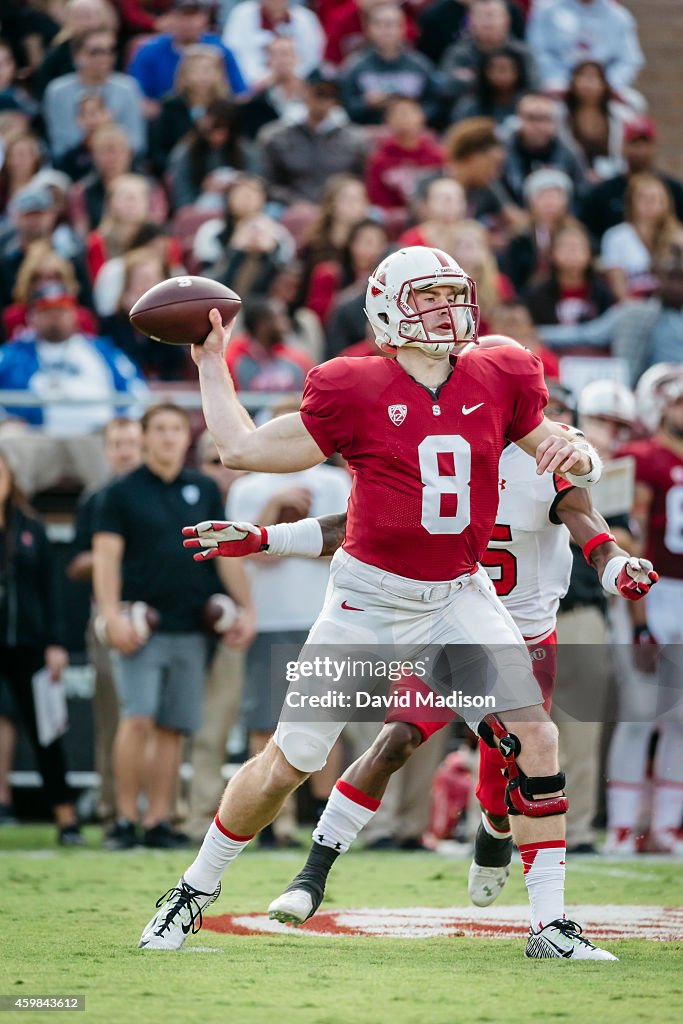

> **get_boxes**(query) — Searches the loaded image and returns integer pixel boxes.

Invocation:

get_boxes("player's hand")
[222,605,257,650]
[105,612,146,655]
[45,645,68,682]
[535,436,590,476]
[182,520,267,560]
[191,307,234,366]
[615,558,659,601]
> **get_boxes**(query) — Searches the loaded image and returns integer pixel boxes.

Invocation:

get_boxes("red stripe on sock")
[213,814,254,842]
[336,779,381,812]
[653,778,683,789]
[518,840,566,875]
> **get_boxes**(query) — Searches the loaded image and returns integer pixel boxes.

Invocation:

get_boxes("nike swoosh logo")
[462,403,484,415]
[545,938,573,958]
[181,923,192,934]
[341,600,364,611]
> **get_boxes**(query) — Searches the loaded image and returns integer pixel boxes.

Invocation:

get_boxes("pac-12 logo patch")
[388,404,407,426]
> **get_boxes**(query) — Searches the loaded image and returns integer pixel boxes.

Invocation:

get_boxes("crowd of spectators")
[0,0,682,853]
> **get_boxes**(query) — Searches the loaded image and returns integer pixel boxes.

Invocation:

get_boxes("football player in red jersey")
[139,247,623,958]
[182,341,656,934]
[606,364,683,855]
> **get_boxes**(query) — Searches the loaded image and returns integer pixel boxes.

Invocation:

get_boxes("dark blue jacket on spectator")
[128,33,246,100]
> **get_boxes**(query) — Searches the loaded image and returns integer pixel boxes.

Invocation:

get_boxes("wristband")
[264,518,324,558]
[601,555,628,596]
[633,623,654,644]
[582,531,616,564]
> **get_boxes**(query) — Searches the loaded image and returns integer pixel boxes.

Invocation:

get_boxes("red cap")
[623,116,657,143]
[29,282,76,310]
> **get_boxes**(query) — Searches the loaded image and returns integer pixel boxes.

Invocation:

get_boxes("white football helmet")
[578,380,636,425]
[635,363,683,433]
[365,246,479,356]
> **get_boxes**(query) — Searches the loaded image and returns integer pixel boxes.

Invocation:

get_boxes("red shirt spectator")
[365,97,444,210]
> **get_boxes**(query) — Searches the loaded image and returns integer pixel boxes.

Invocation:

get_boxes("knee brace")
[478,715,568,818]
[274,727,330,774]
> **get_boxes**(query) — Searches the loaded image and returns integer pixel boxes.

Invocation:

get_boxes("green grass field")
[3,825,682,1024]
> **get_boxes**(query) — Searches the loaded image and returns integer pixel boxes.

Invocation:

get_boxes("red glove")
[182,521,268,561]
[606,556,659,601]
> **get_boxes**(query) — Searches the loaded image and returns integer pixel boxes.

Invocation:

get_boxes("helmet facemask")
[365,251,480,358]
[395,277,480,357]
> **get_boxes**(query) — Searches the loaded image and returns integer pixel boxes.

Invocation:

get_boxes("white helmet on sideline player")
[365,246,479,357]
[635,363,683,433]
[578,380,636,425]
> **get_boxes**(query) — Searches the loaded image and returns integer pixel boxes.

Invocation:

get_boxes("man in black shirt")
[93,402,255,849]
[67,416,144,826]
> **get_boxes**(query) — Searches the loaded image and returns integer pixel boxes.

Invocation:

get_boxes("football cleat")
[268,842,337,926]
[525,919,618,960]
[268,888,317,927]
[468,822,512,907]
[138,877,220,950]
[648,829,683,856]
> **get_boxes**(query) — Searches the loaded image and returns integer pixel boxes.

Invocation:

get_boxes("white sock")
[184,815,253,893]
[313,780,380,853]
[519,840,566,932]
[652,723,683,834]
[481,810,512,839]
[607,782,642,831]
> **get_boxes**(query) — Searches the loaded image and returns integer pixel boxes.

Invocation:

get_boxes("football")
[202,593,238,634]
[93,601,160,645]
[129,276,241,346]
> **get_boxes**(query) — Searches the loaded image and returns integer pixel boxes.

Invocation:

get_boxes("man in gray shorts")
[93,402,255,850]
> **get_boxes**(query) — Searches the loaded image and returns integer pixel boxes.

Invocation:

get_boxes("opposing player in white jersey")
[140,247,646,960]
[181,338,657,942]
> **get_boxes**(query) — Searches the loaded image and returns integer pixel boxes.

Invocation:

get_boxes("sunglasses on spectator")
[520,112,554,122]
[86,47,115,56]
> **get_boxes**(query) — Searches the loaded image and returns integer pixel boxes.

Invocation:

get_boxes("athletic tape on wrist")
[564,443,603,488]
[601,555,629,596]
[264,518,324,558]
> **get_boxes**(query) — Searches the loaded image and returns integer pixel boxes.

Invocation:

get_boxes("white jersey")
[481,445,574,641]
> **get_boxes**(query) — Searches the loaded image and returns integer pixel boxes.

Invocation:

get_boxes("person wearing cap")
[339,4,439,126]
[580,116,683,240]
[0,182,90,312]
[128,0,245,118]
[0,281,147,437]
[258,71,367,206]
[502,92,588,207]
[221,0,324,90]
[500,167,574,294]
[527,0,644,97]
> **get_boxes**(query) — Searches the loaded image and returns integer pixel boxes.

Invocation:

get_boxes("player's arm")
[554,487,658,600]
[92,531,145,653]
[514,417,601,485]
[192,309,326,472]
[182,512,348,561]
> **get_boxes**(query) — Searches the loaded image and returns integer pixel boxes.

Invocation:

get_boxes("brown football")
[129,276,241,346]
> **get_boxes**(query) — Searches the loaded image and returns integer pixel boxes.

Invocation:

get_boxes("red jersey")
[300,347,547,580]
[619,438,683,580]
